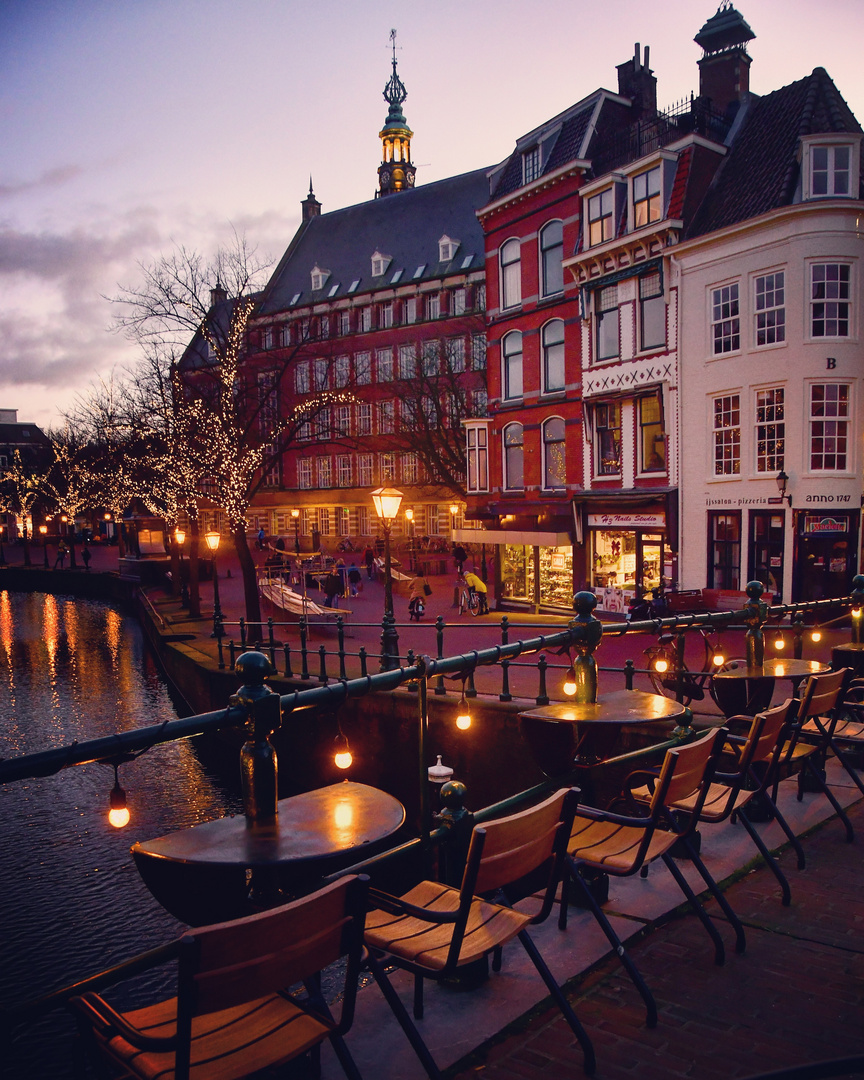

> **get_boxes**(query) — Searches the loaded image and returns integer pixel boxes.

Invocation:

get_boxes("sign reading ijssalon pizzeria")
[588,513,666,529]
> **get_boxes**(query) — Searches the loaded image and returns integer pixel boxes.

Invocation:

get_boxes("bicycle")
[644,624,726,706]
[458,584,481,616]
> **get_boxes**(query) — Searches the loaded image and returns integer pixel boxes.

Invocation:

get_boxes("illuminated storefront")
[501,542,574,608]
[586,511,673,615]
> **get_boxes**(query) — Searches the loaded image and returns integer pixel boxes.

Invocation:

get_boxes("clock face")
[381,169,390,185]
[407,172,415,186]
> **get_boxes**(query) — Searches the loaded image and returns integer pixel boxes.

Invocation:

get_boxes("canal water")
[0,590,242,1080]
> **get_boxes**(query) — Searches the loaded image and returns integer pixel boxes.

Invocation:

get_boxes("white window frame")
[754,387,785,474]
[712,394,741,476]
[753,271,786,347]
[405,297,418,324]
[710,282,741,356]
[355,351,372,384]
[356,402,373,437]
[503,422,524,491]
[298,458,313,489]
[333,355,351,388]
[632,166,662,228]
[294,360,310,394]
[466,423,489,493]
[539,219,564,297]
[500,238,522,309]
[808,382,851,472]
[375,348,393,382]
[802,135,861,200]
[541,319,565,394]
[337,454,353,487]
[587,188,615,247]
[357,453,374,487]
[502,331,523,401]
[542,416,566,491]
[809,262,852,339]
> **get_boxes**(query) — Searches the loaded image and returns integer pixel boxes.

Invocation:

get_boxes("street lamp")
[371,486,403,670]
[0,524,6,566]
[175,528,188,606]
[776,470,792,506]
[39,524,49,568]
[205,530,223,632]
[405,507,414,572]
[291,507,300,555]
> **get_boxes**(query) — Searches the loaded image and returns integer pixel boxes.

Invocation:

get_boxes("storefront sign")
[803,515,849,535]
[588,513,665,529]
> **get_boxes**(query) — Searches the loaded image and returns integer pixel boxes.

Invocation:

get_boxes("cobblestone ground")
[449,798,864,1080]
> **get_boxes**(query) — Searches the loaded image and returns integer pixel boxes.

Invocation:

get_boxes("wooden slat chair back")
[561,728,743,1029]
[364,788,596,1078]
[775,667,861,842]
[69,875,369,1080]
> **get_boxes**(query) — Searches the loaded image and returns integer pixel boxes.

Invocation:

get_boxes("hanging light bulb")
[654,656,669,674]
[333,732,353,770]
[108,766,130,828]
[773,633,785,651]
[853,607,862,620]
[563,662,578,697]
[712,646,726,667]
[456,688,472,730]
[810,628,822,643]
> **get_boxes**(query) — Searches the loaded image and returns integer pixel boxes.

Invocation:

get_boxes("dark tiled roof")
[687,68,863,238]
[0,423,49,447]
[259,169,491,316]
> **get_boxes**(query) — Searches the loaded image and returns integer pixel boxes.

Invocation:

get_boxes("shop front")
[452,527,576,613]
[792,510,860,602]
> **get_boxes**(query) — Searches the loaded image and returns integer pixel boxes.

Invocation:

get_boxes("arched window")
[539,220,563,296]
[502,331,523,400]
[542,319,565,394]
[500,238,522,309]
[543,417,566,490]
[503,422,524,490]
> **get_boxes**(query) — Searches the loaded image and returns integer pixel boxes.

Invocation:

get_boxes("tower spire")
[377,30,415,198]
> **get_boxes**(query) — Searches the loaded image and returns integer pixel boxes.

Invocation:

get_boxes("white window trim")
[806,259,855,343]
[800,133,862,201]
[708,279,742,358]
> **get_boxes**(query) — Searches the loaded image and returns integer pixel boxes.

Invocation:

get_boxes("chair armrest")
[70,993,177,1052]
[368,887,460,924]
[574,804,661,829]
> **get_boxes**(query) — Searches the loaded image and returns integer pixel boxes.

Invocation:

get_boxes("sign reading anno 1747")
[588,512,665,529]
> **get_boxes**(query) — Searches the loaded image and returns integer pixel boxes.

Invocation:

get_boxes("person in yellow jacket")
[461,570,489,615]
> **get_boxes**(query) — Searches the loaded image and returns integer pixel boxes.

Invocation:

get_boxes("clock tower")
[377,31,416,198]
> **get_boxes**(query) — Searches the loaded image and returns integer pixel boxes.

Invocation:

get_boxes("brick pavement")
[448,798,864,1080]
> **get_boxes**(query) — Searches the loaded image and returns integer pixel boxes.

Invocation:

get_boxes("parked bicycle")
[644,624,726,706]
[458,583,481,616]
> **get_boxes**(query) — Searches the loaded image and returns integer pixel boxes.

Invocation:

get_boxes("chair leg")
[829,737,864,797]
[563,861,658,1028]
[366,955,443,1080]
[328,1033,365,1080]
[517,928,596,1075]
[763,795,806,870]
[678,838,746,954]
[661,851,726,965]
[736,808,792,906]
[413,972,424,1020]
[804,759,855,842]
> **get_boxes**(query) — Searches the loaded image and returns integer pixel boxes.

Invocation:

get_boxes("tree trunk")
[188,517,201,618]
[234,523,261,631]
[169,535,181,596]
[67,531,77,569]
[22,527,31,567]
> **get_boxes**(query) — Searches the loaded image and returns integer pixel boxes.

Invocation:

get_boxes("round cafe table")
[711,658,829,718]
[132,780,405,925]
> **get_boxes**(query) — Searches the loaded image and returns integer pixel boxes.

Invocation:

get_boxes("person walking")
[54,540,68,569]
[363,545,375,580]
[347,564,363,596]
[461,569,489,614]
[81,545,92,571]
[452,544,468,573]
[407,573,429,620]
[323,568,343,608]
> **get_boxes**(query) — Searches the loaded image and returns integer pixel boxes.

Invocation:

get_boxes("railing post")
[337,617,347,679]
[624,658,635,690]
[406,649,417,691]
[283,642,293,678]
[358,646,368,678]
[675,630,686,704]
[436,780,473,888]
[499,658,512,702]
[299,617,310,680]
[434,615,446,695]
[744,580,768,667]
[239,618,247,651]
[318,645,329,684]
[536,654,550,706]
[229,640,237,668]
[231,651,280,825]
[217,635,225,670]
[792,615,804,660]
[570,591,603,703]
[267,618,276,668]
[466,669,477,699]
[852,575,864,645]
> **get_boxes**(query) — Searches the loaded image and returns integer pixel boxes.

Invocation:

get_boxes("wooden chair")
[363,788,596,1078]
[69,875,369,1080]
[658,701,803,906]
[560,728,743,1028]
[772,668,860,841]
[801,672,864,795]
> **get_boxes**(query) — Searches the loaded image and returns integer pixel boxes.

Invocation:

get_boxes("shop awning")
[571,488,679,552]
[452,529,573,547]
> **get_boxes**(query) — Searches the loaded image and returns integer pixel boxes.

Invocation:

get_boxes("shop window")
[542,319,565,394]
[503,422,524,491]
[754,271,785,345]
[755,387,785,473]
[712,394,740,475]
[595,403,621,476]
[500,238,522,309]
[502,543,534,602]
[539,220,563,297]
[543,417,566,490]
[639,272,665,351]
[708,511,741,590]
[810,263,850,338]
[596,285,619,360]
[539,545,573,607]
[502,331,523,400]
[639,394,666,472]
[711,282,740,354]
[809,383,850,471]
[466,424,488,493]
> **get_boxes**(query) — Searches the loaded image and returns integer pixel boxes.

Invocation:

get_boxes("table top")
[713,659,829,681]
[132,781,405,869]
[519,689,686,727]
[833,642,864,652]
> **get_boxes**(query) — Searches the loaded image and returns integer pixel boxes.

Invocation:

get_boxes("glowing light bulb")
[810,629,822,643]
[563,666,577,697]
[712,652,726,667]
[654,657,669,674]
[333,733,352,770]
[108,781,129,828]
[853,608,862,620]
[774,636,785,650]
[456,711,472,730]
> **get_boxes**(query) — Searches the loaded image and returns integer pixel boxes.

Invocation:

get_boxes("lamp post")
[39,524,48,568]
[405,507,414,572]
[0,524,6,566]
[776,470,792,506]
[205,530,223,634]
[371,486,403,671]
[175,528,189,606]
[291,507,300,555]
[104,512,112,541]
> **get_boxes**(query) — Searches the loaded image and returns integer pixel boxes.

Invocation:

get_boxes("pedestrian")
[257,526,266,550]
[452,544,468,573]
[54,540,68,569]
[407,573,429,620]
[462,569,489,614]
[347,564,363,596]
[364,545,375,579]
[323,568,343,608]
[81,545,92,572]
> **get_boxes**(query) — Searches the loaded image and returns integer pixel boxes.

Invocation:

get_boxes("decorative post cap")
[745,581,765,601]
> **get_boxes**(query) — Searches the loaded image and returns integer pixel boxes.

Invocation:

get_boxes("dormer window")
[522,146,540,185]
[587,189,615,246]
[438,236,459,262]
[310,266,330,291]
[632,166,662,227]
[371,251,392,277]
[802,135,861,200]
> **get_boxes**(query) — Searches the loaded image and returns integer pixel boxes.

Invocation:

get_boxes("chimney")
[616,43,657,118]
[695,4,755,116]
[209,281,228,307]
[302,177,322,222]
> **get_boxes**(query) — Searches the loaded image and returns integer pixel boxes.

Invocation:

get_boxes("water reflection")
[0,590,240,1080]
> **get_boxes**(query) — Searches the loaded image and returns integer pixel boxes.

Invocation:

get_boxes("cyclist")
[408,573,429,620]
[460,570,489,615]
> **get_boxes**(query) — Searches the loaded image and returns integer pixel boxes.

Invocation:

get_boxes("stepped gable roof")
[259,168,490,316]
[488,96,600,201]
[687,67,863,238]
